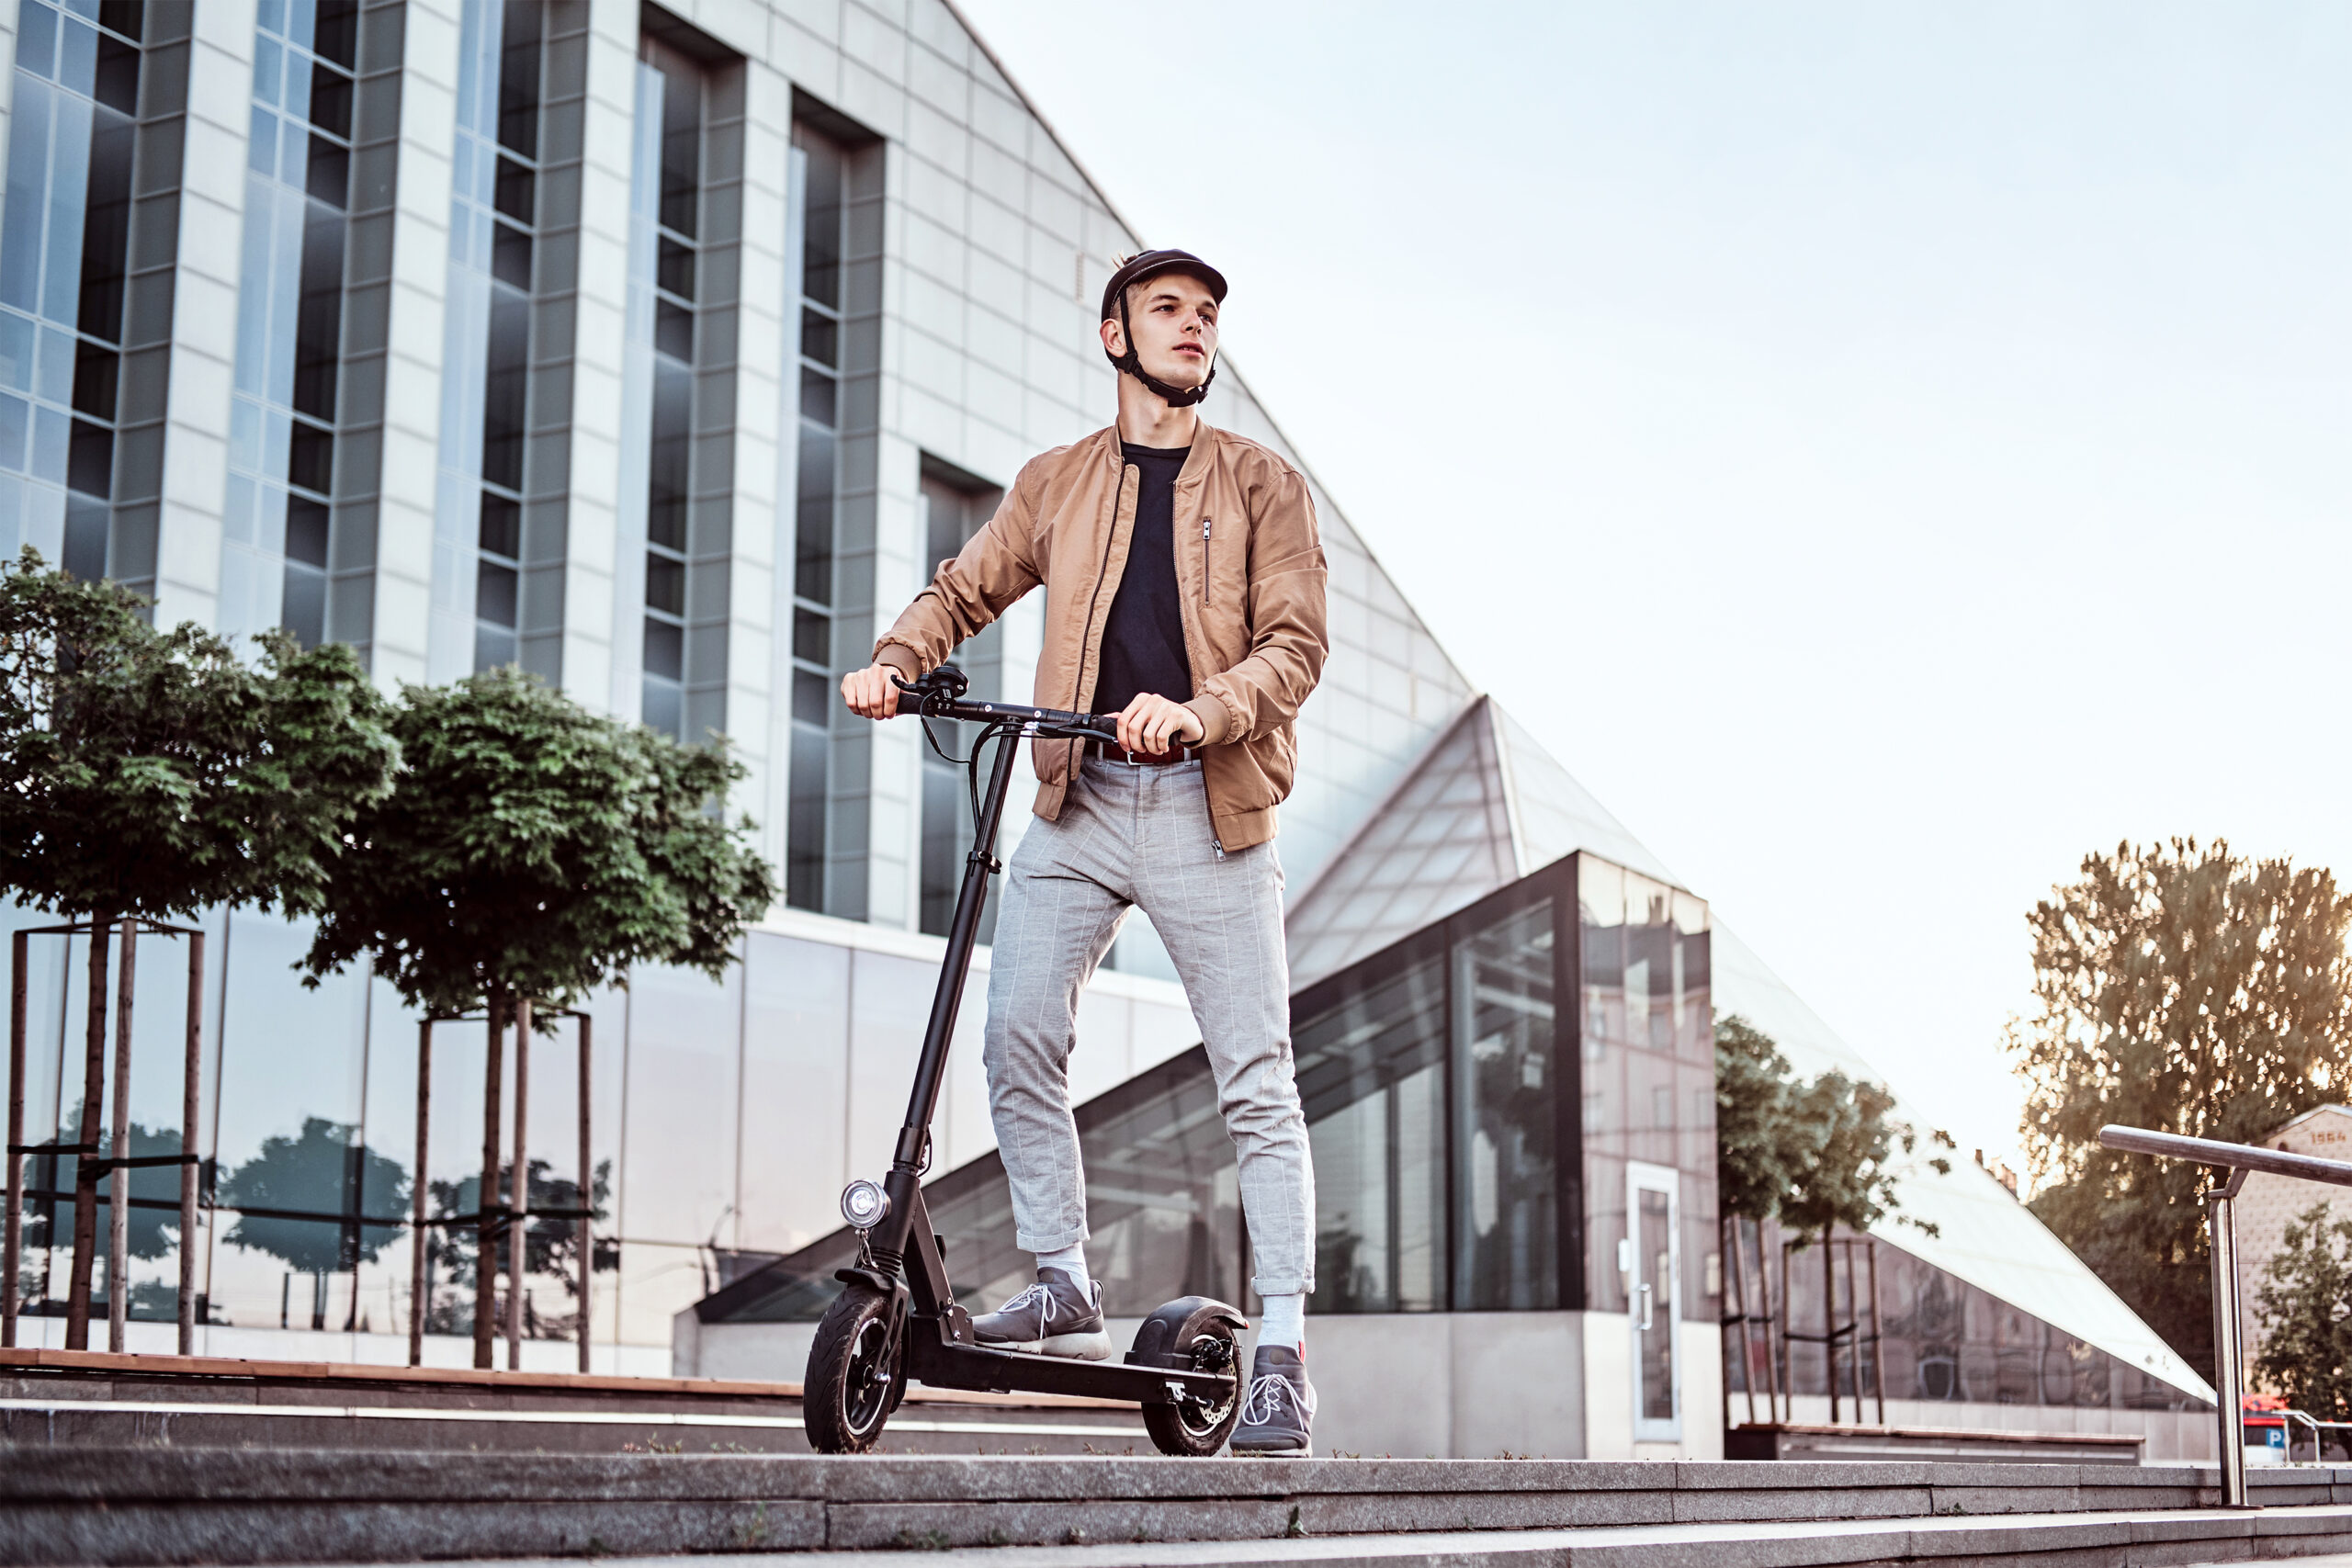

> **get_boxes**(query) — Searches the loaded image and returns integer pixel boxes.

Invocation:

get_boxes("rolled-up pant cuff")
[1251,1276,1310,1298]
[1016,1225,1089,1253]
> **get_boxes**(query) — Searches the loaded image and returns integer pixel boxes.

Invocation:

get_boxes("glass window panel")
[284,493,329,567]
[1452,898,1556,1311]
[308,62,352,140]
[0,313,31,393]
[19,3,59,79]
[786,718,827,909]
[91,31,137,115]
[280,560,324,646]
[77,110,133,343]
[473,621,515,670]
[312,0,357,70]
[797,365,835,428]
[656,235,692,299]
[497,0,543,157]
[0,75,49,314]
[36,322,73,404]
[641,616,682,680]
[71,338,116,418]
[654,56,699,238]
[30,403,69,483]
[1298,951,1447,1314]
[41,92,90,326]
[477,492,519,558]
[481,291,527,490]
[0,393,28,469]
[798,306,836,368]
[474,558,516,626]
[57,15,97,96]
[491,221,530,289]
[644,550,684,615]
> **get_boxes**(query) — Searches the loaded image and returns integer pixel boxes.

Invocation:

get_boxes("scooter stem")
[873,726,1022,1259]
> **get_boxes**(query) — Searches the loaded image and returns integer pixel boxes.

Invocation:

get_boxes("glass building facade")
[703,850,1720,1445]
[0,0,2211,1450]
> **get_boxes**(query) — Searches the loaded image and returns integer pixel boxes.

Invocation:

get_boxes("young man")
[841,250,1328,1455]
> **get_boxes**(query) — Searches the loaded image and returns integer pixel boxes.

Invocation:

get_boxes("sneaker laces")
[994,1282,1049,1328]
[1241,1370,1306,1427]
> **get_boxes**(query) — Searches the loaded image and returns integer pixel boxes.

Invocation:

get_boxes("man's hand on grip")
[1115,693,1204,756]
[842,663,902,719]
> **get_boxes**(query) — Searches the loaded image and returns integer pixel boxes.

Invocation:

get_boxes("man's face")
[1102,273,1220,393]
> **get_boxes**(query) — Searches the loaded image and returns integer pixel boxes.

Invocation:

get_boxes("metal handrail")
[2274,1406,2352,1466]
[2096,1122,2352,1507]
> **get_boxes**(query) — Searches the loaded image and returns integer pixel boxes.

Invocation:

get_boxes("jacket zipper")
[1199,514,1223,857]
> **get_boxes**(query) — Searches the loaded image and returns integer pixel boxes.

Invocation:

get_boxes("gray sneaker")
[969,1269,1112,1359]
[1231,1343,1315,1456]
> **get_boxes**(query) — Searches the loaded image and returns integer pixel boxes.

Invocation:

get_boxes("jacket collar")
[1102,417,1219,489]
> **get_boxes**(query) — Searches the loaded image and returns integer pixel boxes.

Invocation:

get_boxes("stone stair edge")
[0,1446,2328,1506]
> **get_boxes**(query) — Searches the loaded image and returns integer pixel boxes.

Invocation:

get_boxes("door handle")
[1637,1280,1653,1331]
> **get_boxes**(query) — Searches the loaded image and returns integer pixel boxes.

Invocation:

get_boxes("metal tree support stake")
[409,1018,433,1369]
[475,995,504,1370]
[107,919,136,1352]
[576,1010,592,1373]
[506,998,531,1371]
[5,931,25,1348]
[177,931,204,1355]
[64,919,111,1351]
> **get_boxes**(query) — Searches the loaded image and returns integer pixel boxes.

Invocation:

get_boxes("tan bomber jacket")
[874,420,1329,852]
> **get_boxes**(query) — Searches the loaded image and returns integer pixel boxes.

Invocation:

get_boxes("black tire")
[804,1284,900,1453]
[1141,1320,1243,1457]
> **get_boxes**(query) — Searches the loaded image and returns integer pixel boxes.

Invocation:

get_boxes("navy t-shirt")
[1091,443,1194,716]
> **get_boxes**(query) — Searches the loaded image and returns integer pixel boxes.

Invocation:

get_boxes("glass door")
[1627,1160,1681,1442]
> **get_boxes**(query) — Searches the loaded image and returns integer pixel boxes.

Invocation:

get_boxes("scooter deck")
[907,1334,1235,1405]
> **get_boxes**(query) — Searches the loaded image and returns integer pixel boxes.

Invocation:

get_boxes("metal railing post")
[2209,1168,2249,1506]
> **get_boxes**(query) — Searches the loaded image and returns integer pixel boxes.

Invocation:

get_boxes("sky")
[954,1,2352,1179]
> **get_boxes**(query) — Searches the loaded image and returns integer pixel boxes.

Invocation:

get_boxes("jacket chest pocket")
[1197,514,1250,657]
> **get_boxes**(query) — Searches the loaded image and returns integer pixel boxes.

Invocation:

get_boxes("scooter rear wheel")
[1141,1320,1244,1456]
[804,1283,899,1453]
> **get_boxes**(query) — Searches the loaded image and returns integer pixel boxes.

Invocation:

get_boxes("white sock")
[1258,1292,1305,1357]
[1035,1243,1090,1293]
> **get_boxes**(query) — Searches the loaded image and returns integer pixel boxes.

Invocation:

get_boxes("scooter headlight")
[840,1179,889,1230]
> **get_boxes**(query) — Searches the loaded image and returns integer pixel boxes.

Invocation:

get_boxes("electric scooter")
[802,664,1249,1456]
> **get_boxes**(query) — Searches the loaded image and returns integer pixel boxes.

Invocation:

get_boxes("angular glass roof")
[1284,693,2214,1404]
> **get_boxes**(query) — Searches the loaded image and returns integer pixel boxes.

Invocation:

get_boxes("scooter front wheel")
[804,1283,899,1452]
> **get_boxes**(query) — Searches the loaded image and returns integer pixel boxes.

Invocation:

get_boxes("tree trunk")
[63,913,112,1350]
[474,990,504,1370]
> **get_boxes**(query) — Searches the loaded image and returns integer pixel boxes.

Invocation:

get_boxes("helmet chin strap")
[1109,292,1216,408]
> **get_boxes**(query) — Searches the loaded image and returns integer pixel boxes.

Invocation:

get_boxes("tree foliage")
[0,548,399,921]
[2014,838,2352,1383]
[2254,1201,2352,1421]
[301,665,776,1018]
[1715,1013,1943,1240]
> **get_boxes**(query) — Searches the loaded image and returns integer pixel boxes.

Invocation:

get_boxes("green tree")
[2254,1201,2352,1426]
[0,550,397,1346]
[301,666,774,1362]
[2012,838,2352,1383]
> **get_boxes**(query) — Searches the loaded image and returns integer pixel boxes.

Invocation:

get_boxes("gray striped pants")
[982,756,1315,1297]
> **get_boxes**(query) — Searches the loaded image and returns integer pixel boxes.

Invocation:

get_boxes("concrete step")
[0,1353,1148,1456]
[4,1451,2350,1565]
[410,1514,2352,1566]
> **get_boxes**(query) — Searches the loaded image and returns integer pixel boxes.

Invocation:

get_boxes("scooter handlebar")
[892,665,1119,741]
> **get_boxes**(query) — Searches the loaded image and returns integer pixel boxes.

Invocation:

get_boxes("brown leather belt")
[1090,739,1199,766]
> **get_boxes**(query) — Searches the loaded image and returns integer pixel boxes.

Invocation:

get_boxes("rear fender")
[1124,1295,1250,1371]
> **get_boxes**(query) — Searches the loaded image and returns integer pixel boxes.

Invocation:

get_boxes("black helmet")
[1101,249,1227,408]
